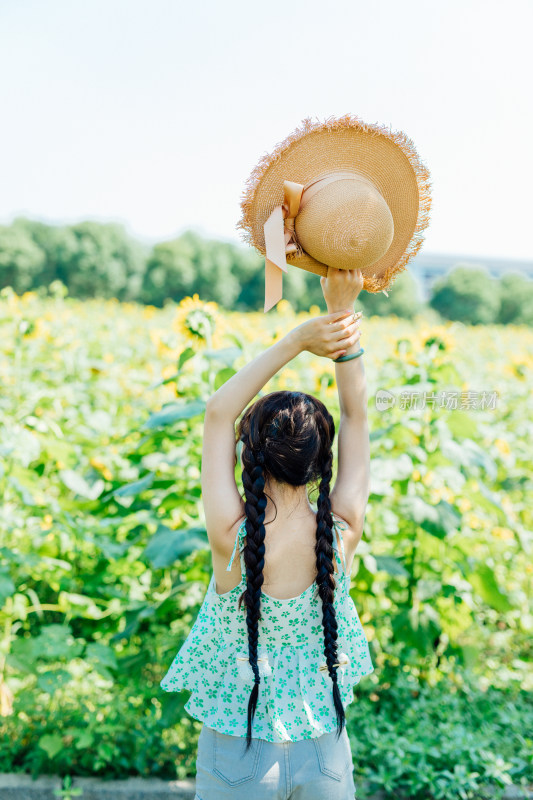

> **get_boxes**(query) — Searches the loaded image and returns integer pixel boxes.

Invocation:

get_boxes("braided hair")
[235,391,346,751]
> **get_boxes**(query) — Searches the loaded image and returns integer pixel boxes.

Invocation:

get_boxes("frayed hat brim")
[236,114,432,294]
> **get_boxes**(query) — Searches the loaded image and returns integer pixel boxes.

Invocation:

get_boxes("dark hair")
[235,390,345,751]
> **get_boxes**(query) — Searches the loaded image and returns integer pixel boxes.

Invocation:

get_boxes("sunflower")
[171,294,219,343]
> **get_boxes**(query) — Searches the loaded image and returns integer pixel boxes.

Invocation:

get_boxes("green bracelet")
[333,347,365,363]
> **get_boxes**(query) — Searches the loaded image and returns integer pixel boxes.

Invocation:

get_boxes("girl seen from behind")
[161,268,374,800]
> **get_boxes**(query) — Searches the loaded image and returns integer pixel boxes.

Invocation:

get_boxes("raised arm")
[202,307,361,551]
[321,269,370,546]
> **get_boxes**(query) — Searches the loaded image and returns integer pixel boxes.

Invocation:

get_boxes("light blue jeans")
[194,723,357,799]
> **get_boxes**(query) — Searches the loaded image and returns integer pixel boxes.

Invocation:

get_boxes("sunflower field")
[0,283,531,798]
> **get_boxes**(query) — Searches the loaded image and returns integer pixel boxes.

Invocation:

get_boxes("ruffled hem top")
[159,517,374,742]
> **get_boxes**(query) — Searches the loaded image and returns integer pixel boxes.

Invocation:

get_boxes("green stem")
[406,524,418,607]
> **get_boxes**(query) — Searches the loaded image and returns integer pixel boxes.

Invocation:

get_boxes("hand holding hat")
[320,267,365,314]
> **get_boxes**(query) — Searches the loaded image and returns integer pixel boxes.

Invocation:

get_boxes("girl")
[160,268,374,799]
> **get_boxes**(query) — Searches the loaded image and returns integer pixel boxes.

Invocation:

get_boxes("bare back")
[212,512,358,599]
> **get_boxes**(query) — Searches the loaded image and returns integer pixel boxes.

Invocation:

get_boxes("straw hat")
[236,114,432,312]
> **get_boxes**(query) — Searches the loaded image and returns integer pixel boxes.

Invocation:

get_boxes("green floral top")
[159,518,374,742]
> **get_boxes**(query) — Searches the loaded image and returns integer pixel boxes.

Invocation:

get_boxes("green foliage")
[429,265,501,325]
[62,221,148,301]
[347,676,533,799]
[0,223,46,293]
[0,289,531,793]
[496,271,533,325]
[5,216,148,301]
[359,270,423,318]
[142,230,240,307]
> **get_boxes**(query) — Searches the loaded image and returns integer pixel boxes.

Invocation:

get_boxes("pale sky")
[1,0,532,261]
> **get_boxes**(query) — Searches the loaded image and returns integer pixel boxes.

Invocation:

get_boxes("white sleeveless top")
[160,517,374,742]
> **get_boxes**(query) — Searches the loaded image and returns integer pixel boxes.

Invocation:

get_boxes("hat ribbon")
[262,170,376,312]
[263,180,305,313]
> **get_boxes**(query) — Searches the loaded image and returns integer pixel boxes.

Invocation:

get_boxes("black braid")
[315,447,346,739]
[234,391,345,749]
[237,446,267,751]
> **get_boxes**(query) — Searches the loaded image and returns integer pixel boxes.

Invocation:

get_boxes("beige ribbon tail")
[262,181,304,313]
[264,258,284,313]
[263,205,288,313]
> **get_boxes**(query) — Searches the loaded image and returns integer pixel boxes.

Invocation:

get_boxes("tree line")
[1,216,532,324]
